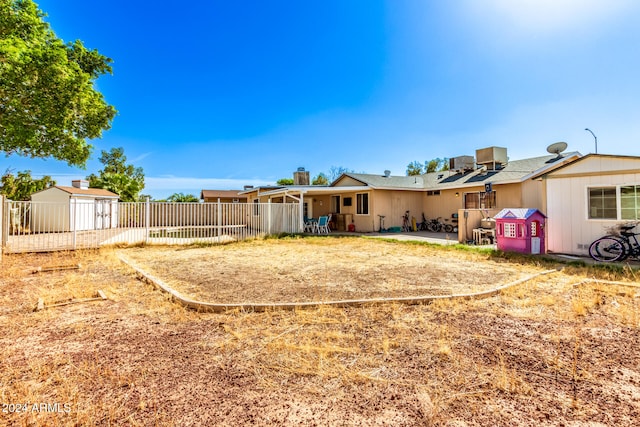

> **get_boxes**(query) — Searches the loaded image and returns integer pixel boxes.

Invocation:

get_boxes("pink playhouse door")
[530,220,542,254]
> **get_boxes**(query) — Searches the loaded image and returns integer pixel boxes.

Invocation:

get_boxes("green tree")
[312,173,329,185]
[87,147,145,202]
[0,169,55,200]
[167,193,199,202]
[0,0,116,167]
[276,178,294,185]
[425,158,449,173]
[406,161,424,176]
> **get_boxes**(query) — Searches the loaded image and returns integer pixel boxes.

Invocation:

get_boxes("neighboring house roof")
[494,208,546,219]
[334,152,581,191]
[531,153,640,179]
[332,174,426,190]
[43,186,119,198]
[200,190,246,200]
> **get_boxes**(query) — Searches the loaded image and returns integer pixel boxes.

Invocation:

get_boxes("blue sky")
[4,0,640,199]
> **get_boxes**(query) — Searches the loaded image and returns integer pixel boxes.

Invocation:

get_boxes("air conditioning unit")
[449,156,475,173]
[476,147,507,170]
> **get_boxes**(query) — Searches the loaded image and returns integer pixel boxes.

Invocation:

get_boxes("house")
[30,180,119,232]
[200,189,247,203]
[241,147,581,238]
[535,153,640,256]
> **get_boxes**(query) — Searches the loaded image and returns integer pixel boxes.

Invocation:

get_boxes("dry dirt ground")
[1,236,639,426]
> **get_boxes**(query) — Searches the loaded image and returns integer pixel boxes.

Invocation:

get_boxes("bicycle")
[589,222,640,262]
[418,213,429,231]
[378,214,387,232]
[402,210,412,232]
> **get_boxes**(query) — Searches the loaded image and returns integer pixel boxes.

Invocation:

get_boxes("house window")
[620,185,640,220]
[463,191,495,209]
[331,196,341,213]
[356,193,369,215]
[427,190,441,196]
[588,187,617,219]
[503,223,517,238]
[253,199,259,216]
[343,197,352,207]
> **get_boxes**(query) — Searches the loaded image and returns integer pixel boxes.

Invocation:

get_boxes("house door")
[95,199,111,229]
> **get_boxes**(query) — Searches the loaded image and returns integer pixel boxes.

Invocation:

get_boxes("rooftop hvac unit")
[448,155,475,172]
[476,146,507,170]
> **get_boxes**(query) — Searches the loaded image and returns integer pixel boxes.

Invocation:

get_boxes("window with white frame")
[621,185,640,220]
[588,185,640,220]
[356,193,369,215]
[588,187,617,219]
[503,222,516,238]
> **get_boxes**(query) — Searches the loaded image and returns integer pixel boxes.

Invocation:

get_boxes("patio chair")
[304,217,316,233]
[315,215,330,234]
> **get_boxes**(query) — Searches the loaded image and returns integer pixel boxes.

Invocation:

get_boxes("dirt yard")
[120,237,546,303]
[1,236,639,426]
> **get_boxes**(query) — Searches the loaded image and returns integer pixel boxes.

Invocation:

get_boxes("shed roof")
[494,208,546,219]
[200,190,246,199]
[49,186,119,198]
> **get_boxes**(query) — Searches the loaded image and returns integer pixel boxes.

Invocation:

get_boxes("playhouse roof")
[494,208,546,220]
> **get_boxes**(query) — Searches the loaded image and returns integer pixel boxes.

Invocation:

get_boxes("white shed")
[540,154,640,255]
[30,180,119,232]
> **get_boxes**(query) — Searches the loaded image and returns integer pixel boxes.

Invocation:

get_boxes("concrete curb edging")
[119,254,558,313]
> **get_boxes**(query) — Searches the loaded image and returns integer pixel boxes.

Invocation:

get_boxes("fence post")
[0,195,3,262]
[217,198,222,238]
[145,197,150,244]
[71,198,77,250]
[267,199,272,235]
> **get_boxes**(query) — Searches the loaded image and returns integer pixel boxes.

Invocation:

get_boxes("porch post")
[299,192,304,233]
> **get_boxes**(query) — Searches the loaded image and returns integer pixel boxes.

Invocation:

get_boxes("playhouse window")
[531,221,539,237]
[503,222,517,238]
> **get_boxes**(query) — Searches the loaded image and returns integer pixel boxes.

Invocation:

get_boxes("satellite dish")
[547,141,568,156]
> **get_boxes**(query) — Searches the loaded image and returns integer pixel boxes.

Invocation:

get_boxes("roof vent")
[383,170,391,177]
[243,185,254,190]
[71,179,89,189]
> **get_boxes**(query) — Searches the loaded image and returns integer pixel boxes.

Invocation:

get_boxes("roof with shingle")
[335,152,580,190]
[54,186,119,197]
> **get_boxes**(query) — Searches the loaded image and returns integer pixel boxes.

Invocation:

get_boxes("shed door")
[95,199,111,229]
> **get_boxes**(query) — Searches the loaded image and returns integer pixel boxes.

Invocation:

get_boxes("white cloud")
[461,0,636,40]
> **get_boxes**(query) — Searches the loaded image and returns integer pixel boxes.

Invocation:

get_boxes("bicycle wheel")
[589,236,626,262]
[444,224,454,233]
